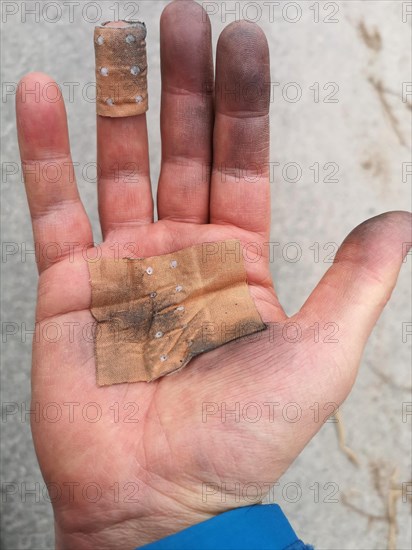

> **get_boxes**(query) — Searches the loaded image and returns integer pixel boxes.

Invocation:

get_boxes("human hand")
[16,1,411,548]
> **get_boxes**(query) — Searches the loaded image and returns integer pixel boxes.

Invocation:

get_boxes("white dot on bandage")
[96,35,104,45]
[130,66,140,75]
[100,67,109,76]
[126,34,136,44]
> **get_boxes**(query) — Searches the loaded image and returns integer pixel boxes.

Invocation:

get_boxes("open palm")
[16,2,410,549]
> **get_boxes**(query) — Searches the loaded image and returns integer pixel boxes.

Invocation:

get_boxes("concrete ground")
[1,1,411,549]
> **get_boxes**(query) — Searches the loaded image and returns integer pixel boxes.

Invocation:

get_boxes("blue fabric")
[138,504,313,550]
[285,543,314,550]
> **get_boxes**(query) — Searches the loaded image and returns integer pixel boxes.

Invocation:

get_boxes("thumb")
[298,210,411,394]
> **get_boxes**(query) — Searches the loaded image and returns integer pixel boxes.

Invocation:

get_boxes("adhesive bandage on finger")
[88,240,266,385]
[94,20,148,117]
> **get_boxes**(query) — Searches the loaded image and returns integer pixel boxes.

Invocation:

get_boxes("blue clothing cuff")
[137,504,313,550]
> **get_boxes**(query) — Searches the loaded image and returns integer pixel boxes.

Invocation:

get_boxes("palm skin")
[33,220,283,546]
[16,2,410,549]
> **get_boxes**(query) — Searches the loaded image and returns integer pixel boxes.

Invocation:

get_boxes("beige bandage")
[94,20,148,117]
[89,240,265,385]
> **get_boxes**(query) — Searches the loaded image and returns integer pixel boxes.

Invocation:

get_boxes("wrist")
[54,505,215,549]
[138,504,310,550]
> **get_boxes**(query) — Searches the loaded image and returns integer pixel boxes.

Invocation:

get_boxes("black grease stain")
[107,271,186,344]
[109,305,153,341]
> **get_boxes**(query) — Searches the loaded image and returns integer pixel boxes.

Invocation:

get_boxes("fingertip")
[217,19,269,55]
[16,73,68,158]
[17,71,55,87]
[160,0,213,92]
[372,210,412,236]
[353,210,411,230]
[161,0,211,29]
[215,20,270,114]
[16,71,65,127]
[340,210,412,269]
[16,72,62,109]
